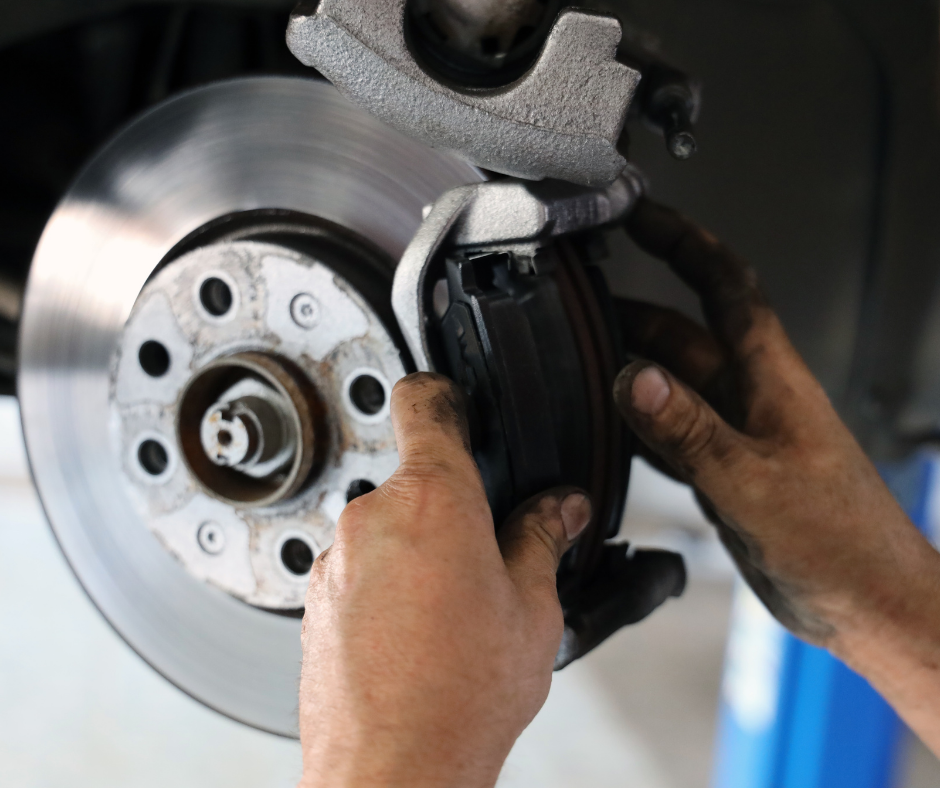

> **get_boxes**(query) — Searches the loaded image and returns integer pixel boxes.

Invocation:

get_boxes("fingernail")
[560,493,592,541]
[632,366,671,415]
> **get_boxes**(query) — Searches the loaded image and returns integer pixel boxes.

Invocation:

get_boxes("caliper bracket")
[287,0,642,185]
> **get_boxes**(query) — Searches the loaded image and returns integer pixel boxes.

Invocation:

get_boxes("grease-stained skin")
[406,372,473,455]
[297,372,592,788]
[614,198,940,756]
[294,199,940,788]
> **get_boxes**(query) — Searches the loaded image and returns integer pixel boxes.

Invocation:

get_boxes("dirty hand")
[297,372,592,788]
[614,197,940,752]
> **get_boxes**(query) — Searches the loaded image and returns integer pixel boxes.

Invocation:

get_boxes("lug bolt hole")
[349,374,386,416]
[346,479,377,503]
[199,276,234,317]
[138,439,169,476]
[138,340,170,377]
[281,537,314,576]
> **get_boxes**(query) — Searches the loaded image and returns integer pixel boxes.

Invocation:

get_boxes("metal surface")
[392,167,645,372]
[286,0,641,185]
[199,377,299,477]
[409,0,547,67]
[420,184,682,665]
[118,241,403,605]
[638,71,701,161]
[18,76,482,736]
[183,352,315,502]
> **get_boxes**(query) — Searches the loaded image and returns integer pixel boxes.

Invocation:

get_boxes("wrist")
[298,737,503,788]
[826,519,940,699]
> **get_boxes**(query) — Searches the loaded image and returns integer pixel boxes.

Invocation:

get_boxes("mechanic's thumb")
[614,361,746,482]
[498,488,592,599]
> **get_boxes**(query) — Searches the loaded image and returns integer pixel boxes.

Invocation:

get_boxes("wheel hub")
[115,236,403,609]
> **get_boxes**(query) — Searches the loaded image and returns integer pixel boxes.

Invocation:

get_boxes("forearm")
[828,522,940,755]
[616,198,940,755]
[298,717,505,788]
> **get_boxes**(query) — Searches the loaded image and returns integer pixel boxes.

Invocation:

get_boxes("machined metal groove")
[553,241,629,576]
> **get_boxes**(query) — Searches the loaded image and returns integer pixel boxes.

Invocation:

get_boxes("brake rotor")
[18,77,481,736]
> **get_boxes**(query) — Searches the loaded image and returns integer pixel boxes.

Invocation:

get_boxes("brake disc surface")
[18,76,481,736]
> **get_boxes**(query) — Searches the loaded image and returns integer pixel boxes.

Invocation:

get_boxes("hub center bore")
[200,378,299,476]
[178,352,322,507]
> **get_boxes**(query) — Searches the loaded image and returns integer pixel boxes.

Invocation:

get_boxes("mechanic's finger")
[498,487,592,600]
[625,199,788,367]
[344,372,488,543]
[614,297,726,392]
[613,361,750,485]
[389,372,475,472]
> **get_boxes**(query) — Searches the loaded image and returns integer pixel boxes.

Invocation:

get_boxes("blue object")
[711,453,937,788]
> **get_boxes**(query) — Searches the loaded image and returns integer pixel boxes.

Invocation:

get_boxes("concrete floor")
[0,397,937,787]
